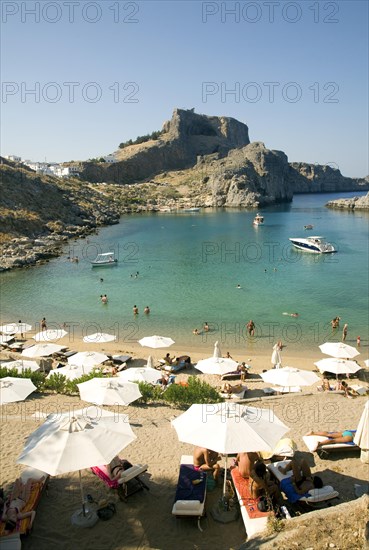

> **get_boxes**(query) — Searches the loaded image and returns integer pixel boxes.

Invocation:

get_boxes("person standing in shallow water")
[342,323,348,341]
[133,305,139,315]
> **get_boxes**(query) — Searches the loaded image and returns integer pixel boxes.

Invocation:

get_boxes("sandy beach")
[1,336,369,549]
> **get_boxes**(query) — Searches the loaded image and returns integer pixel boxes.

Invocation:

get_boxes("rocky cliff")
[198,142,292,207]
[289,163,368,193]
[78,108,250,184]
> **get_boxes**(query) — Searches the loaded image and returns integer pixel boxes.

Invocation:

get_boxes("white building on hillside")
[103,154,117,163]
[6,155,22,162]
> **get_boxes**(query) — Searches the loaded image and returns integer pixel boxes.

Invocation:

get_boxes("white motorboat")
[91,252,118,267]
[289,236,336,254]
[253,213,264,226]
[181,207,201,212]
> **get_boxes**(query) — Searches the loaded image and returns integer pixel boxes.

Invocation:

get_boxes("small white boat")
[181,207,201,212]
[91,252,118,267]
[253,213,264,226]
[289,236,336,254]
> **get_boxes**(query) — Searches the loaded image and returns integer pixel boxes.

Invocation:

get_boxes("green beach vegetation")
[0,368,222,407]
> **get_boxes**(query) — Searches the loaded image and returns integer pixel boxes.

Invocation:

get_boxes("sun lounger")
[230,468,272,538]
[270,386,302,394]
[91,462,149,501]
[0,468,48,542]
[219,386,248,400]
[267,460,339,505]
[172,455,207,531]
[303,433,360,456]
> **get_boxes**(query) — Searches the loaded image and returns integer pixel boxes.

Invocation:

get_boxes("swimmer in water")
[283,312,299,317]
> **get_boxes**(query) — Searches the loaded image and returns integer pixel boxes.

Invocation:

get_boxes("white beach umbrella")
[118,367,160,385]
[1,360,40,373]
[364,359,369,368]
[68,351,109,368]
[138,335,175,349]
[0,322,32,335]
[33,329,68,342]
[314,358,362,376]
[17,407,137,523]
[261,367,320,388]
[354,400,369,462]
[172,402,289,497]
[77,378,141,406]
[82,333,117,344]
[195,356,238,376]
[0,377,37,405]
[47,364,96,380]
[213,341,222,359]
[22,343,64,358]
[319,342,360,359]
[0,334,14,345]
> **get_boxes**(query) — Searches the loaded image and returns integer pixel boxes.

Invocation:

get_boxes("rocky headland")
[1,108,368,271]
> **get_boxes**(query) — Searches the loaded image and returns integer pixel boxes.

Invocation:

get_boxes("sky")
[1,0,368,177]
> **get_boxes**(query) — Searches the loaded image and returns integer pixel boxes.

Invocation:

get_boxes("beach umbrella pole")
[222,454,228,499]
[79,470,86,516]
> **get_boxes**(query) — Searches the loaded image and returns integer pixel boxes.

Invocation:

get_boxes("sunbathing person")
[221,382,244,395]
[2,477,43,533]
[307,429,355,448]
[193,447,221,481]
[278,455,323,494]
[107,456,133,480]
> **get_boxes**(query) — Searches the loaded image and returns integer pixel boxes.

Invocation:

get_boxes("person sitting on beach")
[278,455,323,494]
[249,461,281,501]
[163,352,173,365]
[319,378,332,392]
[2,477,44,533]
[107,456,133,480]
[193,447,221,481]
[225,351,233,359]
[234,452,260,479]
[306,429,355,449]
[335,380,358,397]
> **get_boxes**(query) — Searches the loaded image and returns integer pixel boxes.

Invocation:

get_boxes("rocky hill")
[77,108,250,184]
[289,163,368,193]
[0,160,120,269]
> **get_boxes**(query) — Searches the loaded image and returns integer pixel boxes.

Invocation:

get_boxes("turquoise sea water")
[0,193,368,353]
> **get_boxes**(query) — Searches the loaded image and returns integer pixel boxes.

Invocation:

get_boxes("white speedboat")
[253,213,264,226]
[289,236,336,254]
[91,252,118,267]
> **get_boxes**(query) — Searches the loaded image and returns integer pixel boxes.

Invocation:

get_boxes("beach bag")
[257,495,273,513]
[97,502,116,521]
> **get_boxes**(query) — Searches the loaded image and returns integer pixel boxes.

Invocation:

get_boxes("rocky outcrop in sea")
[326,191,369,210]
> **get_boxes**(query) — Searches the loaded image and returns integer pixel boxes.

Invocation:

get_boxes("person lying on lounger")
[2,477,43,533]
[193,447,221,481]
[278,455,323,494]
[107,456,133,480]
[306,429,354,448]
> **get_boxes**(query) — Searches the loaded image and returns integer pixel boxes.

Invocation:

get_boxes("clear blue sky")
[1,0,368,177]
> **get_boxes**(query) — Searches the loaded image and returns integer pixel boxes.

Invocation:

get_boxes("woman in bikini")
[307,429,354,448]
[107,456,132,480]
[2,477,41,533]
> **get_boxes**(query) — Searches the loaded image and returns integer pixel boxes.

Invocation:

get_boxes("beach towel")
[280,477,310,503]
[174,465,206,503]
